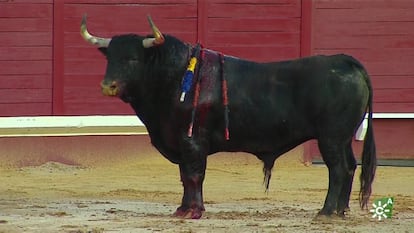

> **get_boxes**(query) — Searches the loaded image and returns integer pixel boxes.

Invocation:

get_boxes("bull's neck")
[130,38,192,132]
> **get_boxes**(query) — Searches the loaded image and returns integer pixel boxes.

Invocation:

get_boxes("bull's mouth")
[100,80,122,97]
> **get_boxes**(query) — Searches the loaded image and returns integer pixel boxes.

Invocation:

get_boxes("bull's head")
[80,14,165,101]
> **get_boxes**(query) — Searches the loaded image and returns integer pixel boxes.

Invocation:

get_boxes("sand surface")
[0,149,413,232]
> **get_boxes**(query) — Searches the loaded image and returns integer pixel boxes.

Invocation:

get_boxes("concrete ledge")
[0,116,147,137]
[0,134,155,167]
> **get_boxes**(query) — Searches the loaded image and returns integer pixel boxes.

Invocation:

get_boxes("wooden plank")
[0,89,51,104]
[371,76,414,89]
[64,48,110,61]
[53,1,65,115]
[64,0,194,3]
[0,32,51,47]
[63,75,102,88]
[0,2,54,117]
[63,87,104,103]
[64,15,197,43]
[374,89,414,103]
[209,0,295,3]
[0,75,52,89]
[203,0,301,64]
[313,21,414,36]
[314,0,414,9]
[373,103,414,113]
[206,32,300,46]
[0,0,52,3]
[64,3,197,19]
[0,3,52,18]
[313,8,414,22]
[0,61,51,75]
[0,47,52,61]
[207,1,301,18]
[0,18,52,32]
[207,18,300,32]
[64,17,197,34]
[64,60,106,75]
[197,0,208,44]
[300,0,313,57]
[0,103,51,117]
[365,61,414,76]
[64,5,198,43]
[371,119,414,159]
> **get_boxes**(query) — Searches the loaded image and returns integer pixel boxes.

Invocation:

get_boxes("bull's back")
[218,54,369,153]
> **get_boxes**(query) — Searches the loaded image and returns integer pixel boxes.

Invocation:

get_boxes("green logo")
[370,197,394,221]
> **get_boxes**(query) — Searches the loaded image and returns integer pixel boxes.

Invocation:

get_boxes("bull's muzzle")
[101,80,120,96]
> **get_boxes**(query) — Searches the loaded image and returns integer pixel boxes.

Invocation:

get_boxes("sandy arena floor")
[0,148,413,233]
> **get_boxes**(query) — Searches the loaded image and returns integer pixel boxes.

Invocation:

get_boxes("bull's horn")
[142,15,165,48]
[80,14,111,47]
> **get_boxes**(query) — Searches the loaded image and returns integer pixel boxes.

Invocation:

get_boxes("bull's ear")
[98,47,107,56]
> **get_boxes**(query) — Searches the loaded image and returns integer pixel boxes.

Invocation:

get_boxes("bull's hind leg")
[336,142,357,216]
[317,139,349,216]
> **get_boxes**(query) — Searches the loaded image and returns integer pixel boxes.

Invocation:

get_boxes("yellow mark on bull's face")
[100,81,119,97]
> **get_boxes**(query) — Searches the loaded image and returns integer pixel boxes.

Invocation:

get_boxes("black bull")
[80,15,376,219]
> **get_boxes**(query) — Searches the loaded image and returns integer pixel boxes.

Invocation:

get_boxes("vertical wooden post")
[300,0,313,58]
[52,0,65,115]
[197,0,207,45]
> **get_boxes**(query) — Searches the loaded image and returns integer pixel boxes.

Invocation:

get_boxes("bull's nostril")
[110,81,118,90]
[101,80,120,97]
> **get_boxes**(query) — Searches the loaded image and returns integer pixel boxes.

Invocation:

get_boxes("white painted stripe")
[1,113,412,129]
[0,132,148,138]
[0,115,144,128]
[372,113,414,119]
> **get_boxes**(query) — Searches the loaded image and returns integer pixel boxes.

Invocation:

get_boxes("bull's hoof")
[335,209,347,218]
[173,207,204,219]
[317,207,334,216]
[314,211,346,222]
[313,214,336,222]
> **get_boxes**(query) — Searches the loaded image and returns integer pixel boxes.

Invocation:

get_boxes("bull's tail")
[261,155,277,192]
[359,70,377,210]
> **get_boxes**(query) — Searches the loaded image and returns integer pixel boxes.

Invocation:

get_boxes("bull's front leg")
[174,157,206,219]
